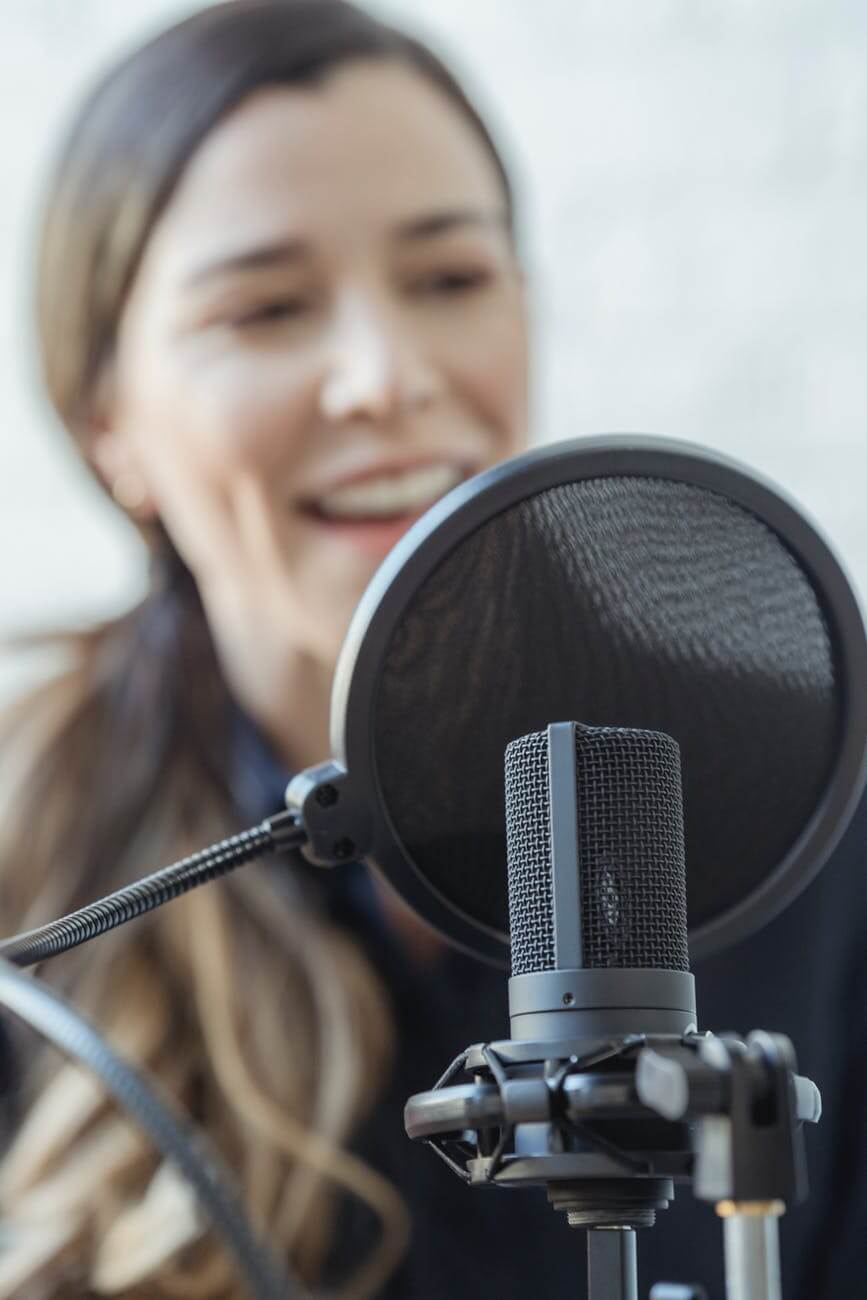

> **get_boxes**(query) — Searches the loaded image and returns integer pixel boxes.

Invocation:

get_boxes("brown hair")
[0,2,515,1295]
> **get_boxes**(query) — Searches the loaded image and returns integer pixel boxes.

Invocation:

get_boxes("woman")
[0,3,527,1296]
[1,3,866,1298]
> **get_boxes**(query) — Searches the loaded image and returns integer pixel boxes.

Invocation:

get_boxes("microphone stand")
[587,1225,639,1299]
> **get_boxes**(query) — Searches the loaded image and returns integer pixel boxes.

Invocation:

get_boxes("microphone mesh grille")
[505,724,688,976]
[505,730,557,972]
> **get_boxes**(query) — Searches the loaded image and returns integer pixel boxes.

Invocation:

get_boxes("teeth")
[314,463,464,520]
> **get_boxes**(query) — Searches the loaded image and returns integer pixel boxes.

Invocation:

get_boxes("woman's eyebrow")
[182,238,310,288]
[392,207,508,241]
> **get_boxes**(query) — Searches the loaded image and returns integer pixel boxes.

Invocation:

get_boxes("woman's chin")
[277,507,436,670]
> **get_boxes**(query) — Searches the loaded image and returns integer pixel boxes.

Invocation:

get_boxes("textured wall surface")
[2,0,866,696]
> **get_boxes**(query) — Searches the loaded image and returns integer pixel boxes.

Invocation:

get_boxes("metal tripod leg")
[719,1204,783,1300]
[587,1228,638,1300]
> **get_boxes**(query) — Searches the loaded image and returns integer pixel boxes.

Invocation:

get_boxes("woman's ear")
[90,426,157,518]
[85,370,158,520]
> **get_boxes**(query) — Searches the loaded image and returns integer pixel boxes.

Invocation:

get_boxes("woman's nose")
[318,292,439,423]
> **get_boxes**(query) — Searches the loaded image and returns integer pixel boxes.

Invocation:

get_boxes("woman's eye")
[228,298,311,328]
[408,267,492,296]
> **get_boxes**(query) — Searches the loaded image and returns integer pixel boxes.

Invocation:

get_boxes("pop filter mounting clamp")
[404,1026,820,1300]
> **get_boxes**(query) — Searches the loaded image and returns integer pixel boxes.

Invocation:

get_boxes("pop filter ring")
[330,434,867,965]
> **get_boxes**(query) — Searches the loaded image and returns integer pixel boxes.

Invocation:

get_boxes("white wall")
[2,0,866,696]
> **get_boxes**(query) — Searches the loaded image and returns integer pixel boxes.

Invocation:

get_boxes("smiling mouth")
[298,462,467,525]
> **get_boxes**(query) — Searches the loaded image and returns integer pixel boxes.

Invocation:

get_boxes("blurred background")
[2,0,866,699]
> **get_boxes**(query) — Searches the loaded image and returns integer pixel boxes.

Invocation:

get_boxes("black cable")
[0,810,306,969]
[0,957,301,1300]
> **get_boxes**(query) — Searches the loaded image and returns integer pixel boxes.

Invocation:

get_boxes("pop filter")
[315,434,867,964]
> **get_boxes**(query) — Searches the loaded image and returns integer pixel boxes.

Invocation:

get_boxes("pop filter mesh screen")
[372,476,838,937]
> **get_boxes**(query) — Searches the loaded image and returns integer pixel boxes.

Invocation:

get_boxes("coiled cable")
[0,957,301,1300]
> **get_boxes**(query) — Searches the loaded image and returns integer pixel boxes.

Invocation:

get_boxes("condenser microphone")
[406,721,699,1238]
[504,721,697,1043]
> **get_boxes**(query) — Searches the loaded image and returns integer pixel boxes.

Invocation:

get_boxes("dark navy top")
[235,715,867,1300]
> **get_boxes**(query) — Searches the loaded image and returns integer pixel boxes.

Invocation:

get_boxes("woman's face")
[96,60,529,674]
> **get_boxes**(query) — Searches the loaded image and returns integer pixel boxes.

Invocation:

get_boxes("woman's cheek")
[451,299,528,438]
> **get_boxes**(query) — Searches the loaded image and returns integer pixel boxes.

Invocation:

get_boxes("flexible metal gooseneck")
[0,810,304,968]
